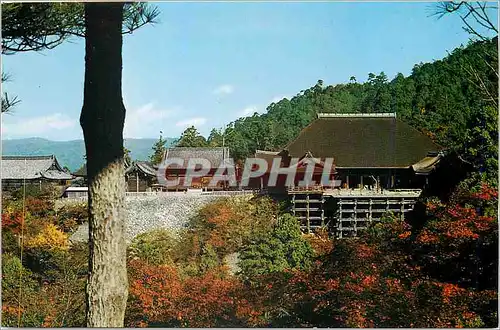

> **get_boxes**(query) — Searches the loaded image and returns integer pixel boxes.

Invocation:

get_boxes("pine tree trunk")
[80,3,128,327]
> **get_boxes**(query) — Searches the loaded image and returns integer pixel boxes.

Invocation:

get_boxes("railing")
[287,185,325,193]
[324,188,422,197]
[200,190,257,196]
[125,190,258,197]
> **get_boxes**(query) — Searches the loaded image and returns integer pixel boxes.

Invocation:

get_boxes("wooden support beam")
[321,195,325,227]
[306,194,310,233]
[354,199,358,236]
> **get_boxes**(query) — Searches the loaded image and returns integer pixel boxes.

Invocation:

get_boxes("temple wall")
[62,193,247,243]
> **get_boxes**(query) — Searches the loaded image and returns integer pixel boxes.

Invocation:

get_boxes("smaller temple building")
[1,155,73,191]
[71,159,158,192]
[161,147,231,190]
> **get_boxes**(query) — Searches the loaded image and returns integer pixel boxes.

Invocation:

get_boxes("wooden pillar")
[354,199,358,236]
[369,198,373,222]
[306,194,310,233]
[346,175,349,189]
[401,198,405,220]
[338,200,343,239]
[321,195,325,227]
[136,171,139,192]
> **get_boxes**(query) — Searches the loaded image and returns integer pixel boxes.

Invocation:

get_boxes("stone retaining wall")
[65,194,253,243]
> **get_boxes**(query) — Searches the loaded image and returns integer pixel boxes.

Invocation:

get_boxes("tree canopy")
[1,3,159,54]
[175,126,209,148]
[209,38,498,184]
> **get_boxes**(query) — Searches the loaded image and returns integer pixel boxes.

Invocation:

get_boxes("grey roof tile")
[1,155,73,180]
[163,147,231,168]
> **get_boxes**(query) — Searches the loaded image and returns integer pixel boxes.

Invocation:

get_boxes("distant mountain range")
[2,137,177,171]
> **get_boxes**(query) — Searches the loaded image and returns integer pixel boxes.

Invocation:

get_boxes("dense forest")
[173,38,497,185]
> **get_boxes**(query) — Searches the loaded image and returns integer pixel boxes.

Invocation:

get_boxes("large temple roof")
[283,113,443,168]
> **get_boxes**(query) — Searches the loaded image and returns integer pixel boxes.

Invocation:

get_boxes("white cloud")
[239,106,259,117]
[175,117,207,128]
[124,102,174,138]
[212,84,234,95]
[2,113,76,137]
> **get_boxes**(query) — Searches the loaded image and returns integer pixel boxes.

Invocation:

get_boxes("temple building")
[281,112,443,190]
[255,113,444,237]
[161,147,231,190]
[1,155,73,191]
[71,159,158,192]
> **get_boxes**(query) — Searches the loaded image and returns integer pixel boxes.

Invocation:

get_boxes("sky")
[1,1,494,141]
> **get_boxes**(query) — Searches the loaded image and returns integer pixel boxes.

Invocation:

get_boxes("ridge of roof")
[317,112,397,118]
[166,146,229,151]
[255,150,280,155]
[2,155,55,160]
[284,115,442,168]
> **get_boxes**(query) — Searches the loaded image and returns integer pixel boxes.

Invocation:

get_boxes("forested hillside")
[202,38,497,183]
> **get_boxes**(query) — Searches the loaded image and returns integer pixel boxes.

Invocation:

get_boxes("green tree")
[207,128,224,147]
[1,73,20,113]
[124,147,132,165]
[176,126,208,147]
[150,133,167,165]
[2,2,159,326]
[238,214,314,278]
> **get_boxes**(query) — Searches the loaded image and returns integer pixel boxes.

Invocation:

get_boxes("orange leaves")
[356,243,375,258]
[127,260,261,327]
[470,183,498,201]
[361,275,378,288]
[441,283,467,304]
[303,230,334,257]
[398,231,411,239]
[2,211,24,234]
[417,202,495,245]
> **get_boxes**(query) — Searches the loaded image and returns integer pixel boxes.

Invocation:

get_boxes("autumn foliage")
[127,260,261,327]
[2,183,498,328]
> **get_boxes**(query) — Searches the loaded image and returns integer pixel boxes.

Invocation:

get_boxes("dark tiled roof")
[254,150,281,166]
[1,155,73,180]
[125,161,157,177]
[163,147,231,168]
[284,113,443,168]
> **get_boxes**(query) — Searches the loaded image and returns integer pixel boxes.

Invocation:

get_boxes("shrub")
[187,196,278,258]
[24,224,69,251]
[128,229,177,266]
[25,197,55,218]
[238,214,314,278]
[55,204,88,233]
[1,254,37,295]
[2,252,86,327]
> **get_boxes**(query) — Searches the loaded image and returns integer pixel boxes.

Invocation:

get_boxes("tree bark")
[80,3,128,327]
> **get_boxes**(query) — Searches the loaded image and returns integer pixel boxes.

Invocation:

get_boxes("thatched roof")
[2,155,73,180]
[283,113,443,168]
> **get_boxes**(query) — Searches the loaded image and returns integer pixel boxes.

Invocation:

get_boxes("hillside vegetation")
[198,38,496,184]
